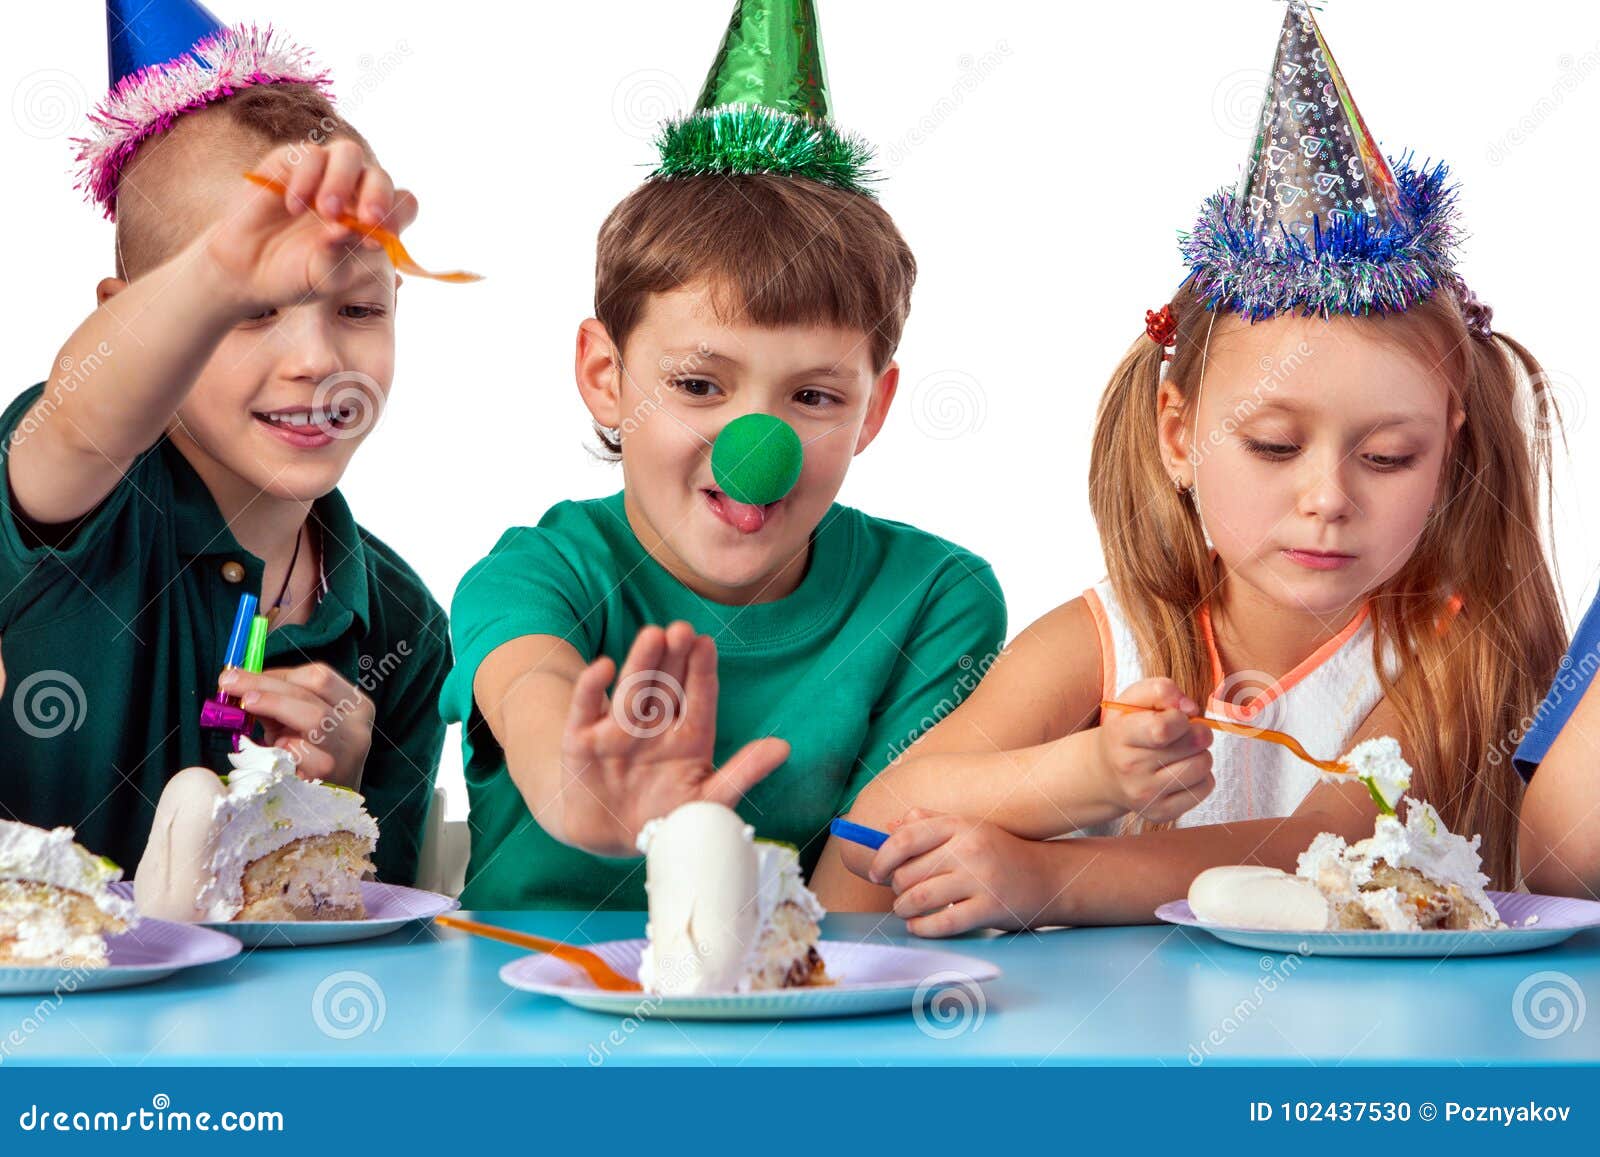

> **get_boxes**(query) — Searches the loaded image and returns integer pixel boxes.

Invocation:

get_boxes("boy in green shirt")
[442,1,1005,910]
[0,11,449,882]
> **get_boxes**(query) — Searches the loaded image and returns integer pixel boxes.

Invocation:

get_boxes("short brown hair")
[595,173,916,373]
[115,83,374,279]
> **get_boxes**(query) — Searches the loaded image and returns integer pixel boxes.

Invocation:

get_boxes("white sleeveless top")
[1082,579,1396,827]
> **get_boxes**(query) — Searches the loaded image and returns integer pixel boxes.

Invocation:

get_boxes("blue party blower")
[829,817,889,850]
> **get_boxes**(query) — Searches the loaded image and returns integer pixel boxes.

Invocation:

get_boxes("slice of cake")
[134,738,378,923]
[0,821,136,968]
[636,801,827,995]
[1296,800,1502,931]
[1189,733,1500,931]
[1188,802,1502,931]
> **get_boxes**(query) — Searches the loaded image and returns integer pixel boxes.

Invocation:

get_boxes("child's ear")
[1155,378,1194,487]
[853,362,899,455]
[574,318,624,428]
[96,277,127,306]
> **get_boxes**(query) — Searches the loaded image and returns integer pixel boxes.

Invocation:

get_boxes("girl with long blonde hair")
[811,0,1566,932]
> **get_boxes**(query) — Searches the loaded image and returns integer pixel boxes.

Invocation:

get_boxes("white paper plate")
[1155,890,1600,957]
[499,938,1001,1019]
[113,880,458,947]
[0,918,241,994]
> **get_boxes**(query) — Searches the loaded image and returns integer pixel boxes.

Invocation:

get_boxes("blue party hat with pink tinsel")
[73,0,331,219]
[1181,0,1461,319]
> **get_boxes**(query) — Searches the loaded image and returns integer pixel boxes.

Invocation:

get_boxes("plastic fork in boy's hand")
[242,171,483,284]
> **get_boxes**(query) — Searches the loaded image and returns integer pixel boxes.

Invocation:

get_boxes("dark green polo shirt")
[442,491,1007,910]
[0,384,450,883]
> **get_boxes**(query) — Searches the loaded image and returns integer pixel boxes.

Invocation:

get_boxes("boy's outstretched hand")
[203,139,417,312]
[865,808,1057,937]
[555,622,789,857]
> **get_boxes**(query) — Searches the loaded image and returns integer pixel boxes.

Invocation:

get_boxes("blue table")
[4,912,1598,1065]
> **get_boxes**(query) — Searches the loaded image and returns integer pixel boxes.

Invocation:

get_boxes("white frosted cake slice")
[1189,735,1500,932]
[1295,801,1501,931]
[636,801,827,995]
[0,821,136,967]
[135,738,378,922]
[1188,803,1501,932]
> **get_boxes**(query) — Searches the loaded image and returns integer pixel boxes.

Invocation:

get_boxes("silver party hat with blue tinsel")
[1181,0,1461,319]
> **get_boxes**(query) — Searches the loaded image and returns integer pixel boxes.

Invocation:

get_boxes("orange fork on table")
[434,913,640,992]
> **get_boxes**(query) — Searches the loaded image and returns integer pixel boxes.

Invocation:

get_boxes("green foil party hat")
[652,0,876,196]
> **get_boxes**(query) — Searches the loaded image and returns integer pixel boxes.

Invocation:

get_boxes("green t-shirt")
[0,384,451,883]
[441,491,1006,910]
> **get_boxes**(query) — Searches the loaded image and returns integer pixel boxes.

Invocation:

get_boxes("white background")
[5,0,1598,817]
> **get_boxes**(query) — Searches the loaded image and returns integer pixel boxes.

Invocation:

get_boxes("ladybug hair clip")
[1145,305,1177,361]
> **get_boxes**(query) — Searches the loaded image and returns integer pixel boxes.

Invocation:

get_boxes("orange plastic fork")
[242,171,483,283]
[1100,699,1352,776]
[435,913,640,992]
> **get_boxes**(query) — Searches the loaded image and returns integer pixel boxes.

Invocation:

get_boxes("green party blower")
[199,592,269,752]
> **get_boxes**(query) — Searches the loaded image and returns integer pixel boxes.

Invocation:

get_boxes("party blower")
[199,592,270,751]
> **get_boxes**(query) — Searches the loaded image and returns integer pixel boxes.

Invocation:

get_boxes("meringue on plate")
[636,802,827,995]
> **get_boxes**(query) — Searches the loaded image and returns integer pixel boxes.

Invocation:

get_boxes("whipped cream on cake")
[636,802,826,995]
[135,739,378,922]
[1296,800,1501,931]
[1188,737,1501,932]
[1337,736,1412,812]
[0,821,136,967]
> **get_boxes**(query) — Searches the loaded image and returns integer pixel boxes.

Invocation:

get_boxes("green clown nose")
[710,413,804,506]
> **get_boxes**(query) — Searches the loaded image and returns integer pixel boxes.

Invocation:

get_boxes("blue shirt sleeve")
[1513,591,1600,781]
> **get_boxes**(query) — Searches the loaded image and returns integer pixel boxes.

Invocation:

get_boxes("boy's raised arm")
[10,140,410,526]
[13,247,244,525]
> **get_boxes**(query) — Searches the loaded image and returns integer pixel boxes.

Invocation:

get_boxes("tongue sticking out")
[709,491,769,535]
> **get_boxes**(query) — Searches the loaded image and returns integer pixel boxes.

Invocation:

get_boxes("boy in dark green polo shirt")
[0,16,449,882]
[441,3,1006,910]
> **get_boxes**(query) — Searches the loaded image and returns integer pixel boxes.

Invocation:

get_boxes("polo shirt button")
[221,561,246,583]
